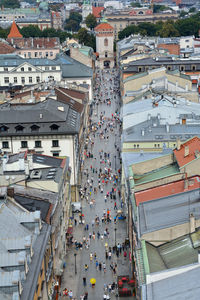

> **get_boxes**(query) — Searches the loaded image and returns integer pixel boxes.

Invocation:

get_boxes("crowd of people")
[62,68,129,300]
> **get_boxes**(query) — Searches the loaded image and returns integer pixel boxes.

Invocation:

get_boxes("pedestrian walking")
[83,277,87,286]
[99,262,102,271]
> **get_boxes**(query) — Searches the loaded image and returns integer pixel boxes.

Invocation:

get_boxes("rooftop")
[92,6,104,18]
[7,21,22,39]
[174,136,200,168]
[95,22,113,31]
[135,175,200,205]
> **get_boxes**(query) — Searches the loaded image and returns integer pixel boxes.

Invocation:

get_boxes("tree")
[189,7,196,13]
[0,26,10,39]
[158,21,179,37]
[153,4,169,13]
[0,0,20,8]
[85,13,97,29]
[65,12,82,32]
[77,28,96,50]
[20,25,42,38]
[130,2,141,7]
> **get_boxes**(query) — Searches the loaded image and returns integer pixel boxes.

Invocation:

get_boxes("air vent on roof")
[30,170,42,179]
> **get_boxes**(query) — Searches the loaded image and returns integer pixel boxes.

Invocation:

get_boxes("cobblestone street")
[61,68,133,300]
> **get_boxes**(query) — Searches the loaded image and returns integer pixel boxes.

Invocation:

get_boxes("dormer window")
[15,125,24,132]
[50,124,59,131]
[31,124,40,132]
[0,125,8,132]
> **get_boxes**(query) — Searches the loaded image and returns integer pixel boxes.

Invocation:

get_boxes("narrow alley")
[61,68,132,300]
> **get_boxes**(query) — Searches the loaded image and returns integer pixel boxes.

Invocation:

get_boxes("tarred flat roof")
[135,176,200,205]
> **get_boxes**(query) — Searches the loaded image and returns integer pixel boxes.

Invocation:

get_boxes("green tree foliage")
[153,4,170,13]
[0,0,20,8]
[0,25,72,43]
[77,28,96,51]
[20,25,42,38]
[118,12,200,39]
[130,2,142,7]
[85,13,97,29]
[65,12,82,32]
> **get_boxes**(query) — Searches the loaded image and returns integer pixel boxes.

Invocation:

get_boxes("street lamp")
[114,155,116,170]
[74,253,77,275]
[114,227,117,247]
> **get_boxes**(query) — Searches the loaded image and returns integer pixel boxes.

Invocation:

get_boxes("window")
[35,140,41,148]
[28,52,31,57]
[158,144,160,147]
[21,77,25,84]
[15,125,24,132]
[53,152,59,157]
[14,77,17,83]
[2,141,9,148]
[21,67,24,71]
[31,124,40,132]
[154,144,157,147]
[4,77,9,83]
[35,52,38,57]
[36,76,40,83]
[0,125,8,132]
[21,141,28,148]
[52,140,59,147]
[182,118,186,124]
[137,144,139,148]
[191,65,196,71]
[180,65,185,71]
[4,67,8,71]
[134,144,136,148]
[50,52,53,57]
[46,52,48,57]
[105,51,108,58]
[39,52,42,56]
[45,66,49,71]
[24,53,26,58]
[29,77,32,83]
[52,66,56,70]
[138,67,142,72]
[50,124,59,131]
[28,67,32,71]
[104,38,108,46]
[167,66,172,71]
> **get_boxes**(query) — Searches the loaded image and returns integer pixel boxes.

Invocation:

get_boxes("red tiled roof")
[92,6,104,18]
[7,21,22,38]
[95,22,113,31]
[173,137,200,168]
[7,37,60,49]
[0,42,15,54]
[135,176,200,205]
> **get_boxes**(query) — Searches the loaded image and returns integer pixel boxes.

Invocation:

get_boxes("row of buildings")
[117,34,200,299]
[0,21,99,300]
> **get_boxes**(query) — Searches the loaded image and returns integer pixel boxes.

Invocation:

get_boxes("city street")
[61,68,132,300]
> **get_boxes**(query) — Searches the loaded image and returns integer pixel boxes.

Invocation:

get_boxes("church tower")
[82,0,92,22]
[94,18,114,69]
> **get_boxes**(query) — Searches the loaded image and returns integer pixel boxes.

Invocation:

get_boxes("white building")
[0,54,61,87]
[82,0,92,22]
[95,20,114,69]
[0,99,80,188]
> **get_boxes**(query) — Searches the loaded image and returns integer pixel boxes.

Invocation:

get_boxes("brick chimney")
[177,138,181,150]
[184,146,189,157]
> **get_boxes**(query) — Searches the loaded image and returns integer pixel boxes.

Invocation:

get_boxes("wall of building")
[70,47,93,68]
[0,135,77,186]
[142,219,200,246]
[131,153,174,175]
[17,48,59,59]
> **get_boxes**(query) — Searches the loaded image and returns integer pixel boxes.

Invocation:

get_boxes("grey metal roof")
[139,188,200,236]
[146,264,200,300]
[0,252,26,267]
[0,270,20,287]
[0,236,31,251]
[55,53,93,78]
[21,223,51,300]
[0,99,80,136]
[0,54,58,67]
[122,120,200,143]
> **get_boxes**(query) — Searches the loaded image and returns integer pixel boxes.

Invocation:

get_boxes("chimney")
[184,146,189,157]
[27,154,33,170]
[189,213,195,233]
[184,179,188,190]
[7,187,14,198]
[177,138,181,150]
